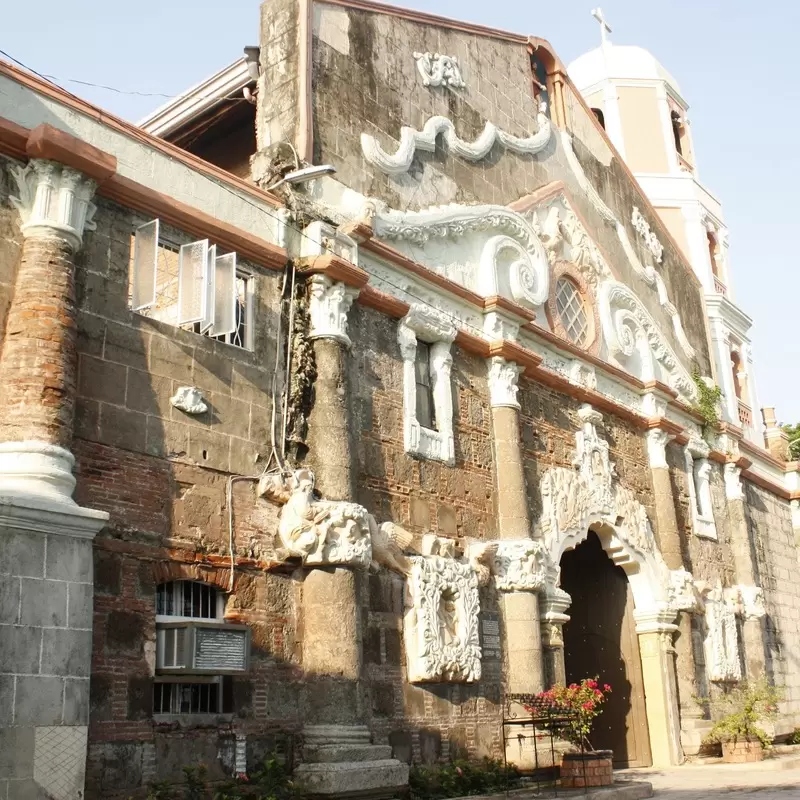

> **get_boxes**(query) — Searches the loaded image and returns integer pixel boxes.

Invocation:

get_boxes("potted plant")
[702,679,780,763]
[524,678,612,788]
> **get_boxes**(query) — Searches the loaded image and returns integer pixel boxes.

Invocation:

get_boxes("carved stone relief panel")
[413,52,465,89]
[404,555,482,683]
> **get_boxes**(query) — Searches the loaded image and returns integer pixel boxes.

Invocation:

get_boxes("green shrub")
[786,728,800,745]
[702,679,781,749]
[409,758,520,799]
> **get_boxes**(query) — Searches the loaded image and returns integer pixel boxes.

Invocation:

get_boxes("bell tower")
[569,11,764,446]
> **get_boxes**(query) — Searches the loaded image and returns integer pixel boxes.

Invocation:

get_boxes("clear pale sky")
[4,1,798,420]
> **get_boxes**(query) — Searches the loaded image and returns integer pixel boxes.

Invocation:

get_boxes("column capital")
[634,607,679,635]
[307,274,360,346]
[487,356,523,409]
[10,158,98,251]
[646,428,673,469]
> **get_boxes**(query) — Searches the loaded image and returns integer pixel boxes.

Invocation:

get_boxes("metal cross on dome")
[591,7,612,46]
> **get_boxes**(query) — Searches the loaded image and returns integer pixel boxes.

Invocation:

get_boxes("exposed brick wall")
[0,164,23,344]
[349,304,496,541]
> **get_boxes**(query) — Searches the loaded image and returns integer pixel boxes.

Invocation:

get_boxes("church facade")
[0,2,799,798]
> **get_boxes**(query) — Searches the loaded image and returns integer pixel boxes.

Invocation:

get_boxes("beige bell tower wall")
[616,85,670,174]
[653,206,691,261]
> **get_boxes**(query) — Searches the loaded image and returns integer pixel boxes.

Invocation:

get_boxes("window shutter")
[131,219,159,310]
[213,252,237,337]
[200,245,217,333]
[177,239,209,325]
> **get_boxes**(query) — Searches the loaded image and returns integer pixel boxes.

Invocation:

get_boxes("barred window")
[415,341,436,430]
[156,580,223,621]
[153,679,232,714]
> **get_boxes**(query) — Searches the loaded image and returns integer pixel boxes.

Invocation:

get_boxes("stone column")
[724,463,767,679]
[539,589,570,687]
[0,158,108,800]
[646,429,706,757]
[296,272,407,798]
[486,356,544,696]
[635,611,683,768]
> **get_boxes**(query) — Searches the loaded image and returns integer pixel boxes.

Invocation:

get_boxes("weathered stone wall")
[349,304,495,540]
[61,198,304,796]
[304,0,710,373]
[743,482,800,732]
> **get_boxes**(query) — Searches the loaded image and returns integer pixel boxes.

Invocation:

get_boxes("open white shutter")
[213,252,237,337]
[200,245,217,333]
[177,239,209,325]
[131,219,159,310]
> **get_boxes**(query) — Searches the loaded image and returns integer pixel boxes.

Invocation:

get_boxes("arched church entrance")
[560,531,652,768]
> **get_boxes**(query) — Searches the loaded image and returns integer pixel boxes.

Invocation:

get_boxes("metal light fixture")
[265,164,336,191]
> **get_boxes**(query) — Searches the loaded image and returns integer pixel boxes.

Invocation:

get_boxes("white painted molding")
[9,159,97,251]
[301,220,358,264]
[631,206,664,263]
[599,281,697,403]
[404,555,481,682]
[560,132,695,361]
[413,52,465,89]
[361,104,551,175]
[308,275,360,346]
[398,305,457,465]
[646,428,672,470]
[170,386,208,415]
[371,202,550,310]
[486,357,523,409]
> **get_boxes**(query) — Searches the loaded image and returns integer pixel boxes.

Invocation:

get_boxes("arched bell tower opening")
[560,530,653,768]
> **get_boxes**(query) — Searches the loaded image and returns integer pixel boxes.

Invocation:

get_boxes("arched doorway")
[560,531,652,767]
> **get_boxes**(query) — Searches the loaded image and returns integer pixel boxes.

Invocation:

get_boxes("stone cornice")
[298,254,370,288]
[0,117,288,270]
[26,124,116,184]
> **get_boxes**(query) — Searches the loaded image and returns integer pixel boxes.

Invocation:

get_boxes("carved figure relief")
[361,104,551,175]
[702,583,742,682]
[413,52,465,89]
[631,206,664,264]
[259,469,372,567]
[404,555,482,683]
[492,540,549,591]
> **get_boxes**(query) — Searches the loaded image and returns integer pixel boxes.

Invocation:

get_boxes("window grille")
[153,680,228,714]
[415,341,436,430]
[129,220,253,350]
[156,580,221,620]
[555,277,589,347]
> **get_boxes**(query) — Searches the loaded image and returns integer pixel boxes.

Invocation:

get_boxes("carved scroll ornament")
[413,52,465,89]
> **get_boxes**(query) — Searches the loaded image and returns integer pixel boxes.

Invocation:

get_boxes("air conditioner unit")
[156,621,250,675]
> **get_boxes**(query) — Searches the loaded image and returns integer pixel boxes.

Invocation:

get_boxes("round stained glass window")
[555,277,589,346]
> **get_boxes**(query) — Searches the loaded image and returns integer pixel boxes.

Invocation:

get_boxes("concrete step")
[303,744,395,763]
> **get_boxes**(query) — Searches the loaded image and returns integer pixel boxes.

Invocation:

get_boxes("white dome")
[568,45,682,98]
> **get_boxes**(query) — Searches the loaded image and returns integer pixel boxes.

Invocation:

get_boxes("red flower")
[594,689,602,697]
[603,684,612,692]
[582,701,595,710]
[587,679,598,689]
[569,683,578,690]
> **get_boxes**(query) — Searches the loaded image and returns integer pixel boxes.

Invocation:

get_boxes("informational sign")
[481,612,501,660]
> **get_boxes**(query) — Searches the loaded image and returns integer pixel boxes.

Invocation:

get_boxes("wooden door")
[560,532,652,768]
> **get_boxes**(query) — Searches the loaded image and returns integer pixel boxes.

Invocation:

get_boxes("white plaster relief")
[260,469,372,567]
[486,357,522,409]
[301,220,358,263]
[560,132,695,361]
[600,281,697,403]
[702,583,742,682]
[568,360,597,392]
[646,428,673,470]
[404,554,482,683]
[399,305,457,465]
[631,206,664,264]
[536,403,691,621]
[724,462,744,501]
[170,386,208,415]
[492,540,549,592]
[361,103,551,175]
[370,202,549,310]
[413,52,465,89]
[10,158,97,251]
[685,438,717,540]
[308,275,359,346]
[668,569,703,613]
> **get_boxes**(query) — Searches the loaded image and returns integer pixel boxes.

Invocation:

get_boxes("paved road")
[619,758,800,799]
